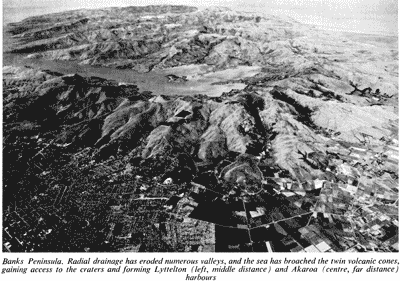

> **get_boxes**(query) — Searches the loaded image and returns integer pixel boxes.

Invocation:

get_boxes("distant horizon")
[2,0,398,36]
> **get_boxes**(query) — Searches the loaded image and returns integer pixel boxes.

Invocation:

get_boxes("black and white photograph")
[2,0,398,254]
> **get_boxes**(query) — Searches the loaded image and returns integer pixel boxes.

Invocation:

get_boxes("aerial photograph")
[2,0,398,252]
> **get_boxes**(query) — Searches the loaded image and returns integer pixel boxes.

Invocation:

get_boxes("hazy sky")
[3,0,397,13]
[2,0,398,35]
